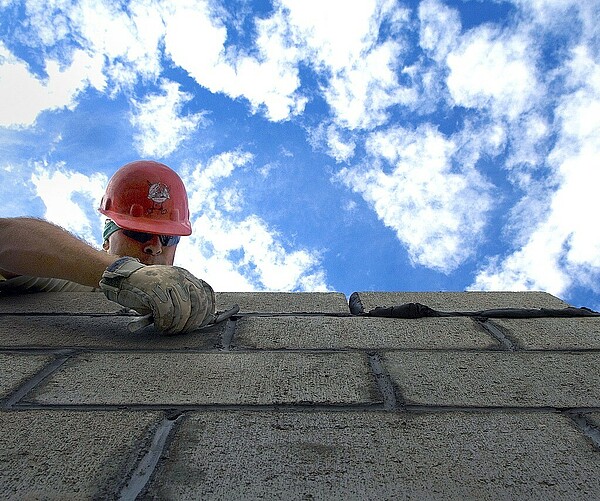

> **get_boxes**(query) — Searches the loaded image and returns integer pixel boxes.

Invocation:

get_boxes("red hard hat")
[99,160,192,236]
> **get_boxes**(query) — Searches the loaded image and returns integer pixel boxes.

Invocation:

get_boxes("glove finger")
[181,282,204,333]
[181,275,217,333]
[163,284,190,335]
[105,288,152,315]
[151,284,176,333]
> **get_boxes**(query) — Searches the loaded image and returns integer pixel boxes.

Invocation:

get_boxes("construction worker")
[0,160,218,334]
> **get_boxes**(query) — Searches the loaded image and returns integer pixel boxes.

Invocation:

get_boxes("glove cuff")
[103,256,145,278]
[99,257,146,303]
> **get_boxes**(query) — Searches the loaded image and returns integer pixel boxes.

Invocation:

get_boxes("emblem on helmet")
[147,182,170,215]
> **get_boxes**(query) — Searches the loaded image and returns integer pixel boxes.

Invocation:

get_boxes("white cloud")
[30,163,107,245]
[282,0,415,129]
[0,162,40,217]
[513,0,598,40]
[163,0,306,121]
[446,25,539,120]
[6,0,417,129]
[307,121,358,164]
[0,42,105,127]
[21,0,304,121]
[65,0,165,85]
[344,199,357,212]
[18,0,165,85]
[326,125,356,163]
[0,0,181,132]
[185,150,252,213]
[21,0,73,46]
[283,0,408,67]
[0,0,169,128]
[417,0,555,185]
[130,79,207,157]
[176,151,330,291]
[5,0,599,307]
[258,162,279,178]
[234,10,307,120]
[162,0,229,85]
[283,0,381,72]
[338,124,494,272]
[470,237,571,295]
[307,123,357,163]
[418,0,461,62]
[323,40,417,129]
[505,113,551,171]
[472,44,600,299]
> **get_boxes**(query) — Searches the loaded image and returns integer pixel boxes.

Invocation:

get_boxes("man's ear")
[102,240,110,251]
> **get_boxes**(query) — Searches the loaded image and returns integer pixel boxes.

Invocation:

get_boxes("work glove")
[99,256,229,335]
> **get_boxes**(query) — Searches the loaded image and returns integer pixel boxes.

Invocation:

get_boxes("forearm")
[0,217,116,288]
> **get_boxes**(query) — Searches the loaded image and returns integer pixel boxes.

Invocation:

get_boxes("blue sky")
[1,0,599,309]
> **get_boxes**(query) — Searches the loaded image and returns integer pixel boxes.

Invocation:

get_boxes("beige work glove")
[99,257,217,335]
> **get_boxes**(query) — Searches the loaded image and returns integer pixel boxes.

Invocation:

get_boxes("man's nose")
[143,235,163,255]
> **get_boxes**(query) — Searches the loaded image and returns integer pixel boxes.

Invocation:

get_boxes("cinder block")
[235,316,500,350]
[145,410,600,499]
[0,315,224,350]
[0,292,123,314]
[0,292,351,314]
[585,413,600,431]
[0,354,53,399]
[215,292,349,313]
[492,318,600,350]
[0,410,161,498]
[349,291,570,314]
[383,351,600,408]
[29,352,379,406]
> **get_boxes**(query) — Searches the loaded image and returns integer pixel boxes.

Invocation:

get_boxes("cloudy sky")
[1,0,599,309]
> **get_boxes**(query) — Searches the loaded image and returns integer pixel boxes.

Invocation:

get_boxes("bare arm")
[0,217,116,288]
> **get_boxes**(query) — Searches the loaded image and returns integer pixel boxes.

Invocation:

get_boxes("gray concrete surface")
[0,410,161,498]
[28,352,379,406]
[0,291,350,314]
[0,292,124,314]
[351,291,570,313]
[493,317,600,350]
[216,291,349,313]
[383,351,600,407]
[586,412,600,432]
[0,315,224,349]
[1,290,599,500]
[235,315,501,350]
[0,353,54,399]
[145,410,600,500]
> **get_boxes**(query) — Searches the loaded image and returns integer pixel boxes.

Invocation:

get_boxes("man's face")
[104,230,177,265]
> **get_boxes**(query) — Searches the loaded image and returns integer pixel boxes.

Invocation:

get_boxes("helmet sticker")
[147,182,170,215]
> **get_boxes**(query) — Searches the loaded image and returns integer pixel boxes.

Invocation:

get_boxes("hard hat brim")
[101,209,192,236]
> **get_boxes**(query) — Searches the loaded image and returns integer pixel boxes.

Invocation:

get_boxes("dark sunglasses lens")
[122,230,153,243]
[122,230,180,246]
[160,235,180,247]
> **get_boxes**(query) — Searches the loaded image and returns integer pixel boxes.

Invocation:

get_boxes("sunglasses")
[121,229,181,247]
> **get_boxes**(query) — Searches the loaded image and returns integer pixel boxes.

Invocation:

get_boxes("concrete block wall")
[1,291,600,499]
